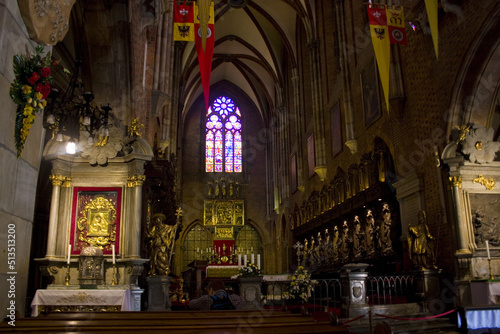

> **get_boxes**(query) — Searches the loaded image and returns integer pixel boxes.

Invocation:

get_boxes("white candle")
[67,244,71,264]
[251,253,255,264]
[486,240,491,260]
[257,254,261,270]
[238,254,242,268]
[244,254,247,267]
[112,244,116,264]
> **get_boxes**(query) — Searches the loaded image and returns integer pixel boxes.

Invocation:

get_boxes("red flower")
[35,83,43,92]
[41,67,51,78]
[28,72,39,85]
[41,84,51,99]
[52,59,58,66]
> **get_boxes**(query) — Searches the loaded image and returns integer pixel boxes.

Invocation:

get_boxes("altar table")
[31,289,131,317]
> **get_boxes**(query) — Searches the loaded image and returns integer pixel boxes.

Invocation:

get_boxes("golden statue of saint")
[147,213,180,276]
[408,211,437,270]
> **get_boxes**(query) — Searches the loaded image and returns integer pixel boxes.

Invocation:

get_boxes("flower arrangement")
[285,266,317,304]
[238,262,261,278]
[9,46,58,157]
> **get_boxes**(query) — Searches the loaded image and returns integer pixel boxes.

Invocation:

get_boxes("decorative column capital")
[50,174,71,187]
[449,176,462,189]
[127,175,146,187]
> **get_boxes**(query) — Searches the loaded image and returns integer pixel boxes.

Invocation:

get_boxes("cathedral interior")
[1,0,500,331]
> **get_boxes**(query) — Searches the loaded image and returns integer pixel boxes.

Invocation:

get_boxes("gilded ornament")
[127,175,146,187]
[473,175,495,190]
[77,196,117,247]
[128,118,144,138]
[454,124,470,144]
[449,176,462,189]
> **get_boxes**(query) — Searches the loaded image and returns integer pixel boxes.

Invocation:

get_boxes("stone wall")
[0,1,46,320]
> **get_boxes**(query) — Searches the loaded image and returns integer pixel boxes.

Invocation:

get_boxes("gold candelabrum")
[488,258,495,280]
[65,263,71,285]
[111,263,117,285]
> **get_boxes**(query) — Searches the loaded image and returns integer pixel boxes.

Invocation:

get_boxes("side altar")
[34,119,153,312]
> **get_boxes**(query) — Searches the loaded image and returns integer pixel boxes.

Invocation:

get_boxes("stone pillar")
[46,175,64,258]
[238,276,263,310]
[413,269,441,311]
[340,264,369,318]
[127,175,146,258]
[147,276,171,311]
[130,287,145,311]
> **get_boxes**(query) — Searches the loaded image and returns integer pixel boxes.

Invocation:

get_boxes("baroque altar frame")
[69,187,122,255]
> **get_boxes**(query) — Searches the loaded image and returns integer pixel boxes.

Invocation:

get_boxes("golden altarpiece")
[34,123,154,313]
[183,177,262,280]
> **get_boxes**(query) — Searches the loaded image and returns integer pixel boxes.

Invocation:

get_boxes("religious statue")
[315,232,323,264]
[147,213,180,276]
[310,236,318,269]
[323,229,332,265]
[379,203,393,256]
[352,216,364,260]
[332,226,340,264]
[340,221,350,263]
[364,209,376,258]
[408,211,437,270]
[302,238,309,268]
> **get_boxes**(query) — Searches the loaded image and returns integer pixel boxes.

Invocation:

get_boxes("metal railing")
[261,275,415,311]
[366,275,415,305]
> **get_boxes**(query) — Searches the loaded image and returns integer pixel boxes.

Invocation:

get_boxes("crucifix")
[175,207,183,223]
[293,241,304,267]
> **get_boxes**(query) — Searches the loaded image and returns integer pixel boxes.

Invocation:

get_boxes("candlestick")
[244,254,247,267]
[112,244,116,264]
[238,254,242,268]
[111,263,117,285]
[67,244,71,264]
[486,240,491,260]
[257,254,261,270]
[251,253,255,264]
[64,263,70,285]
[488,258,494,280]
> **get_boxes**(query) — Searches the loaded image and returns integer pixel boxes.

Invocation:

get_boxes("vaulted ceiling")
[179,0,317,122]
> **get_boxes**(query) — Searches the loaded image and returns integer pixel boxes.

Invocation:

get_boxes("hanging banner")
[173,1,195,42]
[387,6,407,45]
[367,3,391,111]
[424,0,439,59]
[195,1,215,111]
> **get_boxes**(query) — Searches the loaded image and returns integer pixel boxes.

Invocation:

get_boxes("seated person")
[189,279,244,310]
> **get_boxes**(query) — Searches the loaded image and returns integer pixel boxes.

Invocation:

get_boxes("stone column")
[46,175,65,258]
[335,0,357,154]
[307,40,327,178]
[127,175,146,258]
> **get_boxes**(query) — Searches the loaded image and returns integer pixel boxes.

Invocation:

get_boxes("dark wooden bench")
[1,310,348,333]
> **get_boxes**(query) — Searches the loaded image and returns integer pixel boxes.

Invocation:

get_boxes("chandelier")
[44,60,112,154]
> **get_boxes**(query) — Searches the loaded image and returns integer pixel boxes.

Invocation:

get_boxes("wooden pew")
[1,310,349,333]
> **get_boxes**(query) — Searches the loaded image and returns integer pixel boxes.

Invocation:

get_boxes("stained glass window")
[206,96,242,173]
[182,224,212,271]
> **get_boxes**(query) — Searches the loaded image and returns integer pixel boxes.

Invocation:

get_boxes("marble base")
[147,276,171,311]
[238,276,263,310]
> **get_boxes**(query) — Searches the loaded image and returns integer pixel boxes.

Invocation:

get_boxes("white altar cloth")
[470,281,500,305]
[31,289,131,317]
